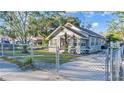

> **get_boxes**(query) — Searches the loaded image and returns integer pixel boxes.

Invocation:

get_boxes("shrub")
[23,56,33,66]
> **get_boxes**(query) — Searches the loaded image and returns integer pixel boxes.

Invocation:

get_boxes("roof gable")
[47,26,65,39]
[47,23,105,40]
[47,25,88,40]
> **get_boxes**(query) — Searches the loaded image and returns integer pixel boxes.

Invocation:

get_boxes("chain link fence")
[105,45,124,81]
[0,42,123,80]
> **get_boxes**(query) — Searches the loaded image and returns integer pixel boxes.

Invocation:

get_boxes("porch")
[49,35,90,54]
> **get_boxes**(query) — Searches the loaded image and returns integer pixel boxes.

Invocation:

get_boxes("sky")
[0,11,114,34]
[65,11,114,33]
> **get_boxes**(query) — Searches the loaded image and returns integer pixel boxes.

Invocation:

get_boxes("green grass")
[0,49,30,56]
[0,49,78,64]
[33,50,77,64]
[33,49,54,55]
[0,49,53,56]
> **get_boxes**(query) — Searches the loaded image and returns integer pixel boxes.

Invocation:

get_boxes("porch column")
[76,37,81,54]
[68,37,74,53]
[57,37,60,48]
[88,37,91,48]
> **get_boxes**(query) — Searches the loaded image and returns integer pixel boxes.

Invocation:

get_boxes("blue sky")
[65,11,114,33]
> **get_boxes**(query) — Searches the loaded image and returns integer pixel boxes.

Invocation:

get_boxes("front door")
[60,38,65,49]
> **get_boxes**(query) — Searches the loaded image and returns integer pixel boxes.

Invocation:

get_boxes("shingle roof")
[47,23,105,40]
[80,27,104,38]
[64,23,105,38]
[64,26,88,38]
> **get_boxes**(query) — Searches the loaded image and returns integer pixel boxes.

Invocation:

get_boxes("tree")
[81,21,92,29]
[51,16,80,27]
[28,11,66,46]
[106,32,122,42]
[0,11,38,53]
[107,12,124,42]
[0,11,65,52]
[0,11,81,50]
[27,12,80,46]
[64,32,68,52]
[64,16,80,26]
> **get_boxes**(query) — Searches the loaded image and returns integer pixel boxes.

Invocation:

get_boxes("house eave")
[47,26,65,40]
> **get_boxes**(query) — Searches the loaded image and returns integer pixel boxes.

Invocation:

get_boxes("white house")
[47,23,105,54]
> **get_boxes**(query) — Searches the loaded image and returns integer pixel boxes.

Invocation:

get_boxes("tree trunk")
[22,45,29,53]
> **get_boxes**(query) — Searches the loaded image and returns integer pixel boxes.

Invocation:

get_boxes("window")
[96,38,98,45]
[91,37,95,46]
[99,39,102,45]
[81,39,86,46]
[74,39,77,46]
[81,43,86,46]
[100,39,104,45]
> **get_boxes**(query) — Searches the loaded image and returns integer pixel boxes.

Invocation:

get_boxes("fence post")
[105,48,109,81]
[120,47,123,80]
[1,42,3,56]
[119,59,123,80]
[56,46,60,74]
[121,46,124,55]
[115,48,120,80]
[12,40,15,56]
[110,48,113,81]
[30,42,34,59]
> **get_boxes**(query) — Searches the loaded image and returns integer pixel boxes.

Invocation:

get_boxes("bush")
[23,56,33,66]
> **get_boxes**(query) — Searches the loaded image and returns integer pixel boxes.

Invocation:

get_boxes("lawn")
[0,49,30,56]
[33,50,77,64]
[0,49,78,64]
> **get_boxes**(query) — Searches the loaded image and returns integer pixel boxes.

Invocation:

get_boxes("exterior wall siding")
[49,28,82,53]
[48,28,105,54]
[89,37,105,53]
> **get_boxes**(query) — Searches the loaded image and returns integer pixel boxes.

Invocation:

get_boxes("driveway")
[0,59,20,72]
[0,52,106,81]
[59,53,106,80]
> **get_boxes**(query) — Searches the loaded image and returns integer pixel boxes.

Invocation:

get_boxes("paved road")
[59,53,106,81]
[0,59,20,72]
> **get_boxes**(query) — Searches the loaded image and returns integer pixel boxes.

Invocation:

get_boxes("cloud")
[92,22,99,27]
[66,11,79,13]
[101,11,112,16]
[83,11,95,17]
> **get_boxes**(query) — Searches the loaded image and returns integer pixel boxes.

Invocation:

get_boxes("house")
[47,23,105,54]
[31,36,43,45]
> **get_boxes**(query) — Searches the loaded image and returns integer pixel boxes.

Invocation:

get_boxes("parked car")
[0,39,11,47]
[101,45,108,49]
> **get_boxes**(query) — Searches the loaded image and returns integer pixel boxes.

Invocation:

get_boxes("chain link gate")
[105,42,123,81]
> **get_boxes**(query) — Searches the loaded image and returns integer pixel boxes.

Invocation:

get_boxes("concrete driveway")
[0,52,106,81]
[59,53,106,81]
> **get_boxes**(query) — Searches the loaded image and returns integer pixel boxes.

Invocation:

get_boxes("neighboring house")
[31,36,43,45]
[47,23,105,54]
